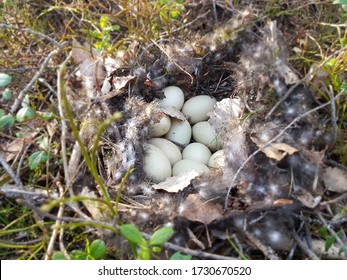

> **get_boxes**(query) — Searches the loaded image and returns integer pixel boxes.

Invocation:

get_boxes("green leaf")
[52,251,66,260]
[333,0,347,4]
[138,245,151,260]
[41,112,54,121]
[0,114,15,130]
[0,73,12,87]
[319,227,329,238]
[70,250,88,260]
[100,15,109,28]
[2,88,12,100]
[16,107,36,122]
[28,151,49,170]
[149,227,174,246]
[120,224,146,246]
[90,239,106,260]
[21,95,30,108]
[170,251,192,260]
[38,137,49,151]
[151,246,162,253]
[110,24,120,31]
[325,58,337,68]
[325,236,336,252]
[0,109,4,118]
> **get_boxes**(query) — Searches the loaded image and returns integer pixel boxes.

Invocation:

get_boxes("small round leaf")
[2,88,12,100]
[0,114,15,130]
[0,73,12,87]
[90,239,106,260]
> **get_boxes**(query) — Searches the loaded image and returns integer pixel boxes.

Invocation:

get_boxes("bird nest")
[69,17,346,259]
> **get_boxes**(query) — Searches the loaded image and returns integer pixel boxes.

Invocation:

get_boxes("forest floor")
[1,0,347,260]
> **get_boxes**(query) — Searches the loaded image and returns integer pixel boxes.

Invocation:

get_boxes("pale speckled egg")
[208,150,224,168]
[182,143,212,165]
[165,118,192,146]
[181,95,216,124]
[149,138,182,166]
[150,113,171,137]
[172,159,210,176]
[156,86,185,110]
[143,144,171,182]
[192,121,222,152]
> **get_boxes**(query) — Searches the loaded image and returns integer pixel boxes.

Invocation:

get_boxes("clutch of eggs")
[143,86,225,183]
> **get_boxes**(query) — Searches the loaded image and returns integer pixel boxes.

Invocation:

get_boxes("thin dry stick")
[57,51,73,189]
[10,49,60,113]
[150,39,195,84]
[321,82,338,143]
[321,192,347,206]
[291,230,320,260]
[162,241,238,260]
[224,92,344,210]
[0,23,65,49]
[0,154,24,190]
[317,212,347,256]
[44,181,66,260]
[59,223,71,260]
[266,45,347,120]
[242,230,280,260]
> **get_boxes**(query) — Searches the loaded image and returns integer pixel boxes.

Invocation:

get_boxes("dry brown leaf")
[251,137,298,161]
[181,194,223,224]
[160,105,186,121]
[323,167,347,193]
[0,139,24,162]
[80,187,113,220]
[152,170,199,192]
[294,190,321,208]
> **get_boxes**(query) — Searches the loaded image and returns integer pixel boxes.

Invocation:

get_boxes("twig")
[242,230,280,260]
[224,91,344,210]
[321,82,337,143]
[321,192,347,206]
[150,39,195,84]
[291,230,320,260]
[44,180,66,260]
[317,212,347,257]
[0,23,65,49]
[0,154,24,190]
[161,241,238,260]
[266,45,347,120]
[16,144,31,178]
[10,49,60,113]
[38,78,58,97]
[59,222,71,260]
[57,51,73,191]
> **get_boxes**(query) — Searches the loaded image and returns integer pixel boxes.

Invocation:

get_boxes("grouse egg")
[192,121,222,152]
[143,144,171,182]
[182,143,212,165]
[165,118,192,146]
[150,113,171,137]
[172,159,210,176]
[208,150,224,168]
[156,86,185,110]
[181,95,216,124]
[149,138,182,166]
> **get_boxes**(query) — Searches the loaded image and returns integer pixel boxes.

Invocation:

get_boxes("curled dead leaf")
[160,105,186,121]
[152,170,199,192]
[181,194,223,224]
[251,136,298,161]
